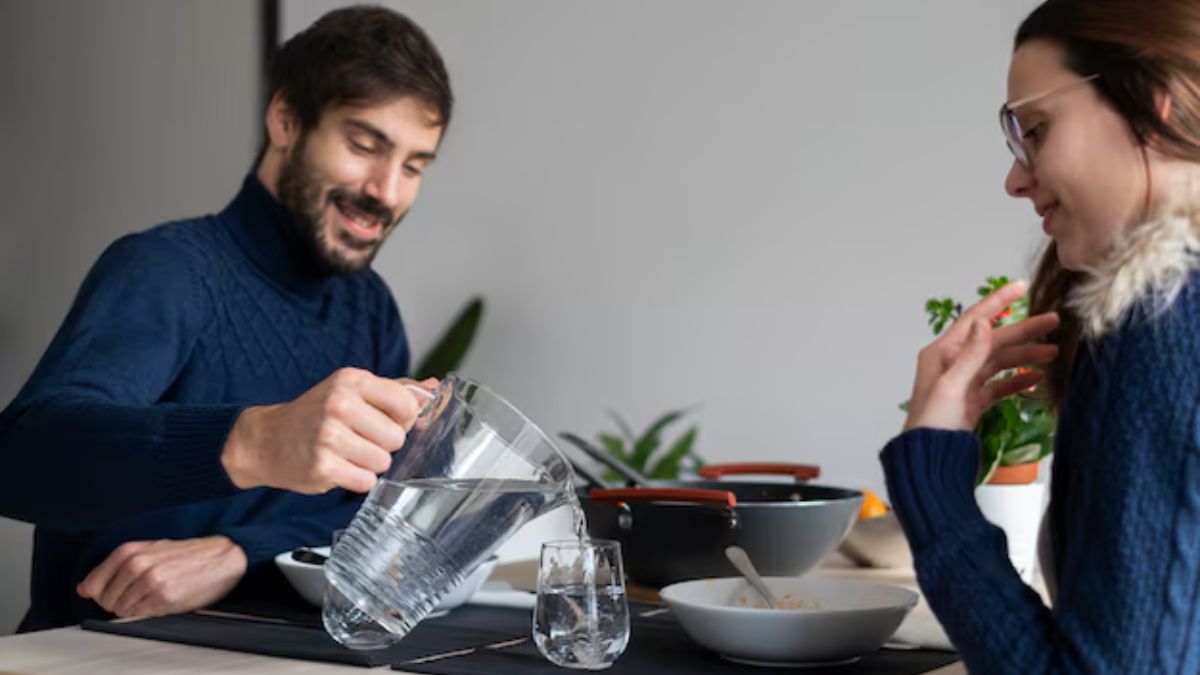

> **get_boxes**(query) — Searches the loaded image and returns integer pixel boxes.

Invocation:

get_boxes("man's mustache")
[328,188,395,228]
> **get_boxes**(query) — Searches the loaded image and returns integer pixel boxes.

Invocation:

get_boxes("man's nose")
[363,164,406,214]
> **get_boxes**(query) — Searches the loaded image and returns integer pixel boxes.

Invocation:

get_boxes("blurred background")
[0,0,1042,634]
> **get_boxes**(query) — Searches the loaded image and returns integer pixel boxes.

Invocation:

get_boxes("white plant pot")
[974,482,1045,583]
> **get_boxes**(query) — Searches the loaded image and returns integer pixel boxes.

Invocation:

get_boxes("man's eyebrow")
[343,119,394,149]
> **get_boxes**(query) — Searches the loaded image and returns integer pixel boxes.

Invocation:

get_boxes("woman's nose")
[1005,159,1034,199]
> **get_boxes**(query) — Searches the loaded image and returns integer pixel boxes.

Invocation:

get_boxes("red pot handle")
[698,462,821,482]
[588,487,737,508]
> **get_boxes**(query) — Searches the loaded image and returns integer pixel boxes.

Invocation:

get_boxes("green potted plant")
[594,409,704,481]
[912,276,1056,485]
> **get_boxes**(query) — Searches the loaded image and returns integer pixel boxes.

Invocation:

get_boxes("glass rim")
[541,538,621,552]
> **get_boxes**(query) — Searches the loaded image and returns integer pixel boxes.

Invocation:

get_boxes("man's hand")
[76,536,248,618]
[221,369,438,494]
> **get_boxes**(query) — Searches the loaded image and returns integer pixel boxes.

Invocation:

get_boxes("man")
[0,6,451,631]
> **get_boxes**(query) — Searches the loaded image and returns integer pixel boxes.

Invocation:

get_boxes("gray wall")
[0,0,1045,633]
[284,0,1044,518]
[0,0,259,634]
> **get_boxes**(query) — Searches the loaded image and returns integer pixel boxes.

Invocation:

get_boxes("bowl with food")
[659,576,918,666]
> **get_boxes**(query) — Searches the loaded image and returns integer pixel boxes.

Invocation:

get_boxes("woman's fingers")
[982,370,1045,406]
[980,343,1058,380]
[992,311,1061,349]
[958,281,1028,328]
[941,319,993,389]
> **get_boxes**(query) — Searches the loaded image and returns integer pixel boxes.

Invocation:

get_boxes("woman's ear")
[1156,91,1173,123]
[264,91,301,155]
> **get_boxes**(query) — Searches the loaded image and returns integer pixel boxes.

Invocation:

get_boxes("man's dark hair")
[259,5,453,159]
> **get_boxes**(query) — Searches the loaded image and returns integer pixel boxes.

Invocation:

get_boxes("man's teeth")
[339,203,377,229]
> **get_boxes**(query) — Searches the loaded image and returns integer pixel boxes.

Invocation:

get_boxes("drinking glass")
[534,539,630,669]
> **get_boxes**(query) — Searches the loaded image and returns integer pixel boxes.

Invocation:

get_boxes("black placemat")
[81,600,958,674]
[392,605,959,675]
[82,602,538,668]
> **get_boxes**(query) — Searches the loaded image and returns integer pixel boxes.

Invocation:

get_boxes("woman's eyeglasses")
[1000,74,1099,169]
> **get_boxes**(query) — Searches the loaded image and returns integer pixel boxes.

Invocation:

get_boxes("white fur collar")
[1068,197,1200,338]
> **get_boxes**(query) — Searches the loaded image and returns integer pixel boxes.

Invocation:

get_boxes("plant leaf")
[414,298,484,380]
[597,433,637,484]
[631,409,685,469]
[648,427,697,479]
[977,444,1003,485]
[598,433,629,462]
[1001,443,1044,466]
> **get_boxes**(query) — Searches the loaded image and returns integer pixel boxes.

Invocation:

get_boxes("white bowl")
[274,547,498,616]
[659,577,918,667]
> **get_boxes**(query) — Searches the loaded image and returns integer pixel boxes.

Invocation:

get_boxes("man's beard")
[276,138,402,276]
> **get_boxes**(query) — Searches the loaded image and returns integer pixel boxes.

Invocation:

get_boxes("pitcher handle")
[401,382,439,420]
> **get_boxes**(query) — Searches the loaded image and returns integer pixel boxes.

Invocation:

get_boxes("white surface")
[0,626,393,674]
[660,576,918,665]
[274,548,498,612]
[975,482,1046,582]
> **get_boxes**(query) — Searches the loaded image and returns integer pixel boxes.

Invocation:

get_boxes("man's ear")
[264,91,301,154]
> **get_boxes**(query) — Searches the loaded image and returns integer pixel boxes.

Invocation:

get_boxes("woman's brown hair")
[1017,0,1200,406]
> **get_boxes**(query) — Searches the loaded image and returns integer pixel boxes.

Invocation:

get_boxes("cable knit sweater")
[0,174,411,631]
[881,198,1200,673]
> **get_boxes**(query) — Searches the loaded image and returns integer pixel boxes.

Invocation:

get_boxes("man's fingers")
[359,376,430,430]
[326,458,379,493]
[330,431,394,476]
[112,581,154,618]
[343,400,410,454]
[77,541,150,600]
[96,549,158,612]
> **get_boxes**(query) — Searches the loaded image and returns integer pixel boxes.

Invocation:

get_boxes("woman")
[885,1,1200,672]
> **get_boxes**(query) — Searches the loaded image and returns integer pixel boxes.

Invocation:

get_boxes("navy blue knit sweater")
[881,272,1200,673]
[0,175,410,631]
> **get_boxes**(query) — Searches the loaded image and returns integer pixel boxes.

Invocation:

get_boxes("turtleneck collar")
[218,173,341,297]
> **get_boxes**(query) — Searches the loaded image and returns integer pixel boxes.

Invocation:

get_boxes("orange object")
[858,490,889,520]
[588,487,737,508]
[698,462,820,482]
[988,462,1039,485]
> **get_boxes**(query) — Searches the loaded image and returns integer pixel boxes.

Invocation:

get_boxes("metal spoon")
[724,545,778,609]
